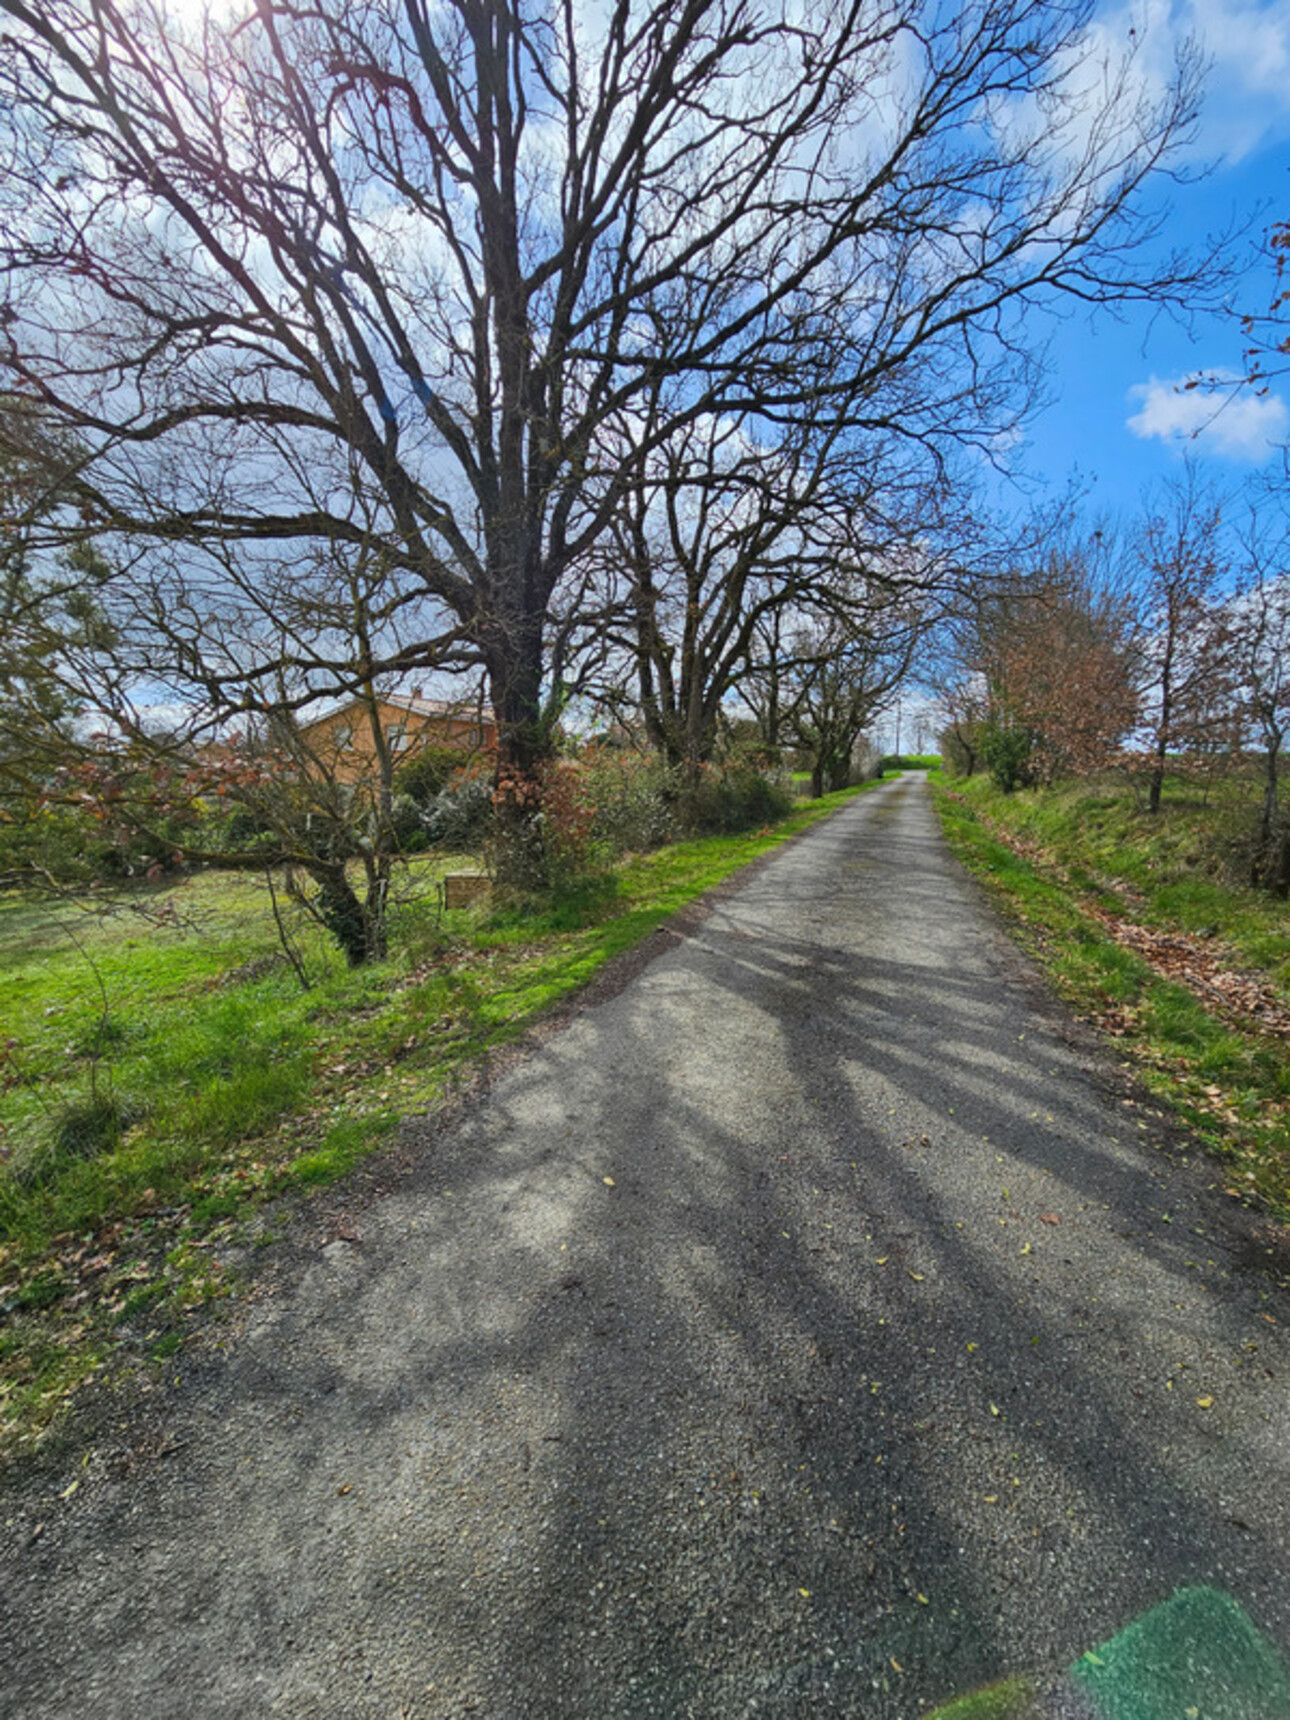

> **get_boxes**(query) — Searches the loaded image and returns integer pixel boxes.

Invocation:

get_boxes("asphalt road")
[5,773,1290,1719]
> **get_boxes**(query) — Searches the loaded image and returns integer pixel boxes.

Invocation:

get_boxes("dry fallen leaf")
[1196,1396,1214,1410]
[1039,1213,1061,1225]
[602,1176,615,1187]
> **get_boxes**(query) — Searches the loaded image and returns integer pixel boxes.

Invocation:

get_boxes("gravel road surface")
[5,772,1290,1719]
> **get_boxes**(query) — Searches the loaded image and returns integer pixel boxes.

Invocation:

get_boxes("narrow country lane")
[5,773,1290,1718]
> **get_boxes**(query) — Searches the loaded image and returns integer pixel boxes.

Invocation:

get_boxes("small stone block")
[444,874,490,909]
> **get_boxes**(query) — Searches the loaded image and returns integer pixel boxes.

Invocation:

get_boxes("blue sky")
[1007,0,1290,527]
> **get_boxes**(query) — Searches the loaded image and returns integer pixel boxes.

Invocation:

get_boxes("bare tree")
[2,489,459,963]
[605,400,933,774]
[0,0,1210,879]
[1131,471,1235,812]
[0,398,120,828]
[1225,516,1290,891]
[6,687,435,970]
[766,603,921,795]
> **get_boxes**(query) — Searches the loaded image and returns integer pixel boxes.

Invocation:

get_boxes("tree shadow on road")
[11,782,1290,1720]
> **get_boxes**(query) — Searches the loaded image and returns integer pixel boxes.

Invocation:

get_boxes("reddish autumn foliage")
[952,550,1140,790]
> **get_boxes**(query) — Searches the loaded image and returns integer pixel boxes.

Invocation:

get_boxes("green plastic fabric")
[1071,1588,1290,1720]
[926,1588,1290,1720]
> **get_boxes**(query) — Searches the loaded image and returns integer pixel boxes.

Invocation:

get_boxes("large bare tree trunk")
[0,0,1213,902]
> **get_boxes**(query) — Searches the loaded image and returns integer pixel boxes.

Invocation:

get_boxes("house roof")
[381,692,492,719]
[303,690,496,729]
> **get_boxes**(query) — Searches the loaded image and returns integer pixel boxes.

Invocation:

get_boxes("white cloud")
[1126,369,1289,457]
[1183,0,1290,161]
[1090,0,1290,164]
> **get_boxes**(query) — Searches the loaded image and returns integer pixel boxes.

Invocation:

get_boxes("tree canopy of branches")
[0,398,118,830]
[0,0,1210,887]
[938,541,1140,790]
[756,601,920,794]
[1224,518,1290,892]
[601,397,941,774]
[1131,473,1234,813]
[1241,216,1290,393]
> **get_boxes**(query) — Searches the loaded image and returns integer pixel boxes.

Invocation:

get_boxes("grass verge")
[931,772,1290,1224]
[0,778,881,1457]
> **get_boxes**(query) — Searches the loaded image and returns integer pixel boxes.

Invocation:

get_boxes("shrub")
[486,761,616,898]
[876,754,943,775]
[421,774,494,848]
[575,747,678,854]
[388,792,431,853]
[0,804,97,884]
[533,761,609,889]
[0,798,194,885]
[677,761,794,834]
[980,724,1036,794]
[394,745,473,807]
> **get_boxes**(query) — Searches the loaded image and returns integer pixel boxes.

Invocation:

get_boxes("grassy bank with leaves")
[932,770,1290,1222]
[0,779,880,1456]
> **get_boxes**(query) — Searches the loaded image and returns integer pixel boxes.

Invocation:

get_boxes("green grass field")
[933,770,1290,1222]
[0,781,879,1454]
